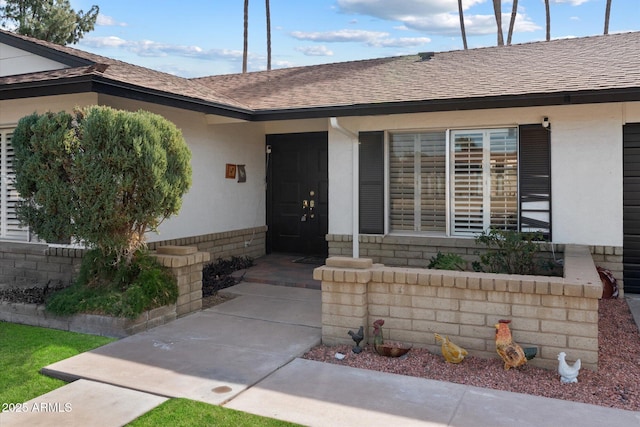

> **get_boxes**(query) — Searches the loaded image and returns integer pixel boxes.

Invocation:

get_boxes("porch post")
[330,118,359,258]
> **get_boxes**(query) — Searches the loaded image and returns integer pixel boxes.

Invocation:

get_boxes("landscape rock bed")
[202,256,253,297]
[303,298,640,411]
[0,281,66,304]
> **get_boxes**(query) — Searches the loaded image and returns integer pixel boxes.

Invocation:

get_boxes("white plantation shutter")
[450,129,518,235]
[489,129,518,230]
[390,134,416,231]
[0,130,29,241]
[452,131,485,234]
[389,132,446,232]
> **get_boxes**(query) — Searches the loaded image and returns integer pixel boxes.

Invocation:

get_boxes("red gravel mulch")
[302,298,640,411]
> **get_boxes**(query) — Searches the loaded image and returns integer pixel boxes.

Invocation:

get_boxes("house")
[2,29,640,293]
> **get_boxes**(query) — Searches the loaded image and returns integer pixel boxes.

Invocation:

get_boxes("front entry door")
[267,132,328,256]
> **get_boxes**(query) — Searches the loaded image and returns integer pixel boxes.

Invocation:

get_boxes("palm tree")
[492,0,504,46]
[604,0,612,35]
[266,0,271,70]
[242,0,249,73]
[545,0,551,41]
[457,0,468,50]
[507,0,518,45]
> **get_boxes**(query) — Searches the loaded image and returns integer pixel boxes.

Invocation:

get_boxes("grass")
[1,322,300,426]
[0,322,115,404]
[127,398,302,427]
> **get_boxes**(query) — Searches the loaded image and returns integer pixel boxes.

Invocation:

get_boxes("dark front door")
[624,123,640,293]
[266,132,328,256]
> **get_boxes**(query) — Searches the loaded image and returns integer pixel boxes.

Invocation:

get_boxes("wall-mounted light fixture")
[542,117,550,129]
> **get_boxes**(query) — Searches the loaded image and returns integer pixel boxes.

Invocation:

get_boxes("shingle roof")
[195,32,640,112]
[2,29,640,119]
[0,29,252,111]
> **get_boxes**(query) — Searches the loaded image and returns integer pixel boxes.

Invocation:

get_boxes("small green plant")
[472,229,544,275]
[46,249,178,319]
[428,252,466,271]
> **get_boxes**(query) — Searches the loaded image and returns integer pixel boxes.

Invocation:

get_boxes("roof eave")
[250,87,640,121]
[0,74,255,121]
[0,32,94,68]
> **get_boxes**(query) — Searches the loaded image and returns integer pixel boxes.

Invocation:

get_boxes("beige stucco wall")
[2,88,640,252]
[0,94,268,244]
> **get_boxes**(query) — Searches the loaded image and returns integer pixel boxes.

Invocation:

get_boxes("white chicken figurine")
[557,352,581,384]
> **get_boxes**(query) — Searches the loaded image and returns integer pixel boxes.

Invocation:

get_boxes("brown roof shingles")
[2,29,640,115]
[196,32,640,111]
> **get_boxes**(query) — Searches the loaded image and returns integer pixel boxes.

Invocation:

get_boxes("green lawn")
[127,398,301,427]
[1,321,300,426]
[0,321,116,404]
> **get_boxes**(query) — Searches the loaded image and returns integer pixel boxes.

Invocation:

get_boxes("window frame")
[385,126,525,238]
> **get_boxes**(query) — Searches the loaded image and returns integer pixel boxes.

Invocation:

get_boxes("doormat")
[292,256,326,265]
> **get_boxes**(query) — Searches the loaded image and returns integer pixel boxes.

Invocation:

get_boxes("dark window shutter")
[359,131,384,234]
[519,124,551,239]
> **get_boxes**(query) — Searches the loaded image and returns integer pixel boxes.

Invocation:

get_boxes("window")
[450,128,518,235]
[0,129,29,242]
[389,132,446,232]
[362,125,550,238]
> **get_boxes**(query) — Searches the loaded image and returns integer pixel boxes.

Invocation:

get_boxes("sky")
[53,0,640,78]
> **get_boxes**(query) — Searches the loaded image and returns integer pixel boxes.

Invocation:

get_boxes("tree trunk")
[604,0,612,35]
[493,0,504,46]
[242,0,249,73]
[458,0,468,50]
[507,0,518,45]
[266,0,271,70]
[545,0,550,41]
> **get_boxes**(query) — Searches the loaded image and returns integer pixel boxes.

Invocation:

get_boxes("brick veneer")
[152,245,210,317]
[327,234,624,295]
[315,245,602,371]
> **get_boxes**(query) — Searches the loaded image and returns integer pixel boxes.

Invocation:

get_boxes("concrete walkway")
[2,282,640,426]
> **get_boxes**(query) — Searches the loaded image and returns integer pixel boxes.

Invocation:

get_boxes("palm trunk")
[507,0,518,45]
[266,0,271,70]
[545,0,550,41]
[458,0,468,50]
[242,0,249,73]
[493,0,504,46]
[604,0,612,35]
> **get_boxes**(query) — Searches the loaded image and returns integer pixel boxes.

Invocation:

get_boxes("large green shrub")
[46,249,178,319]
[12,106,192,263]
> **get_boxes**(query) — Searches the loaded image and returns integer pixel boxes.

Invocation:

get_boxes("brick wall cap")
[156,245,198,255]
[326,257,373,269]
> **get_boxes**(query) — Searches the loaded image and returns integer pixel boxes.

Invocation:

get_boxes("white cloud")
[552,0,591,5]
[80,36,243,61]
[291,29,390,43]
[96,14,127,27]
[291,29,430,48]
[370,37,431,47]
[295,45,334,56]
[336,0,485,19]
[334,0,539,39]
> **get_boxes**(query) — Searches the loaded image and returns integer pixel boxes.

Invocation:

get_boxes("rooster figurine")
[495,319,527,370]
[434,333,468,364]
[348,326,364,354]
[557,352,581,383]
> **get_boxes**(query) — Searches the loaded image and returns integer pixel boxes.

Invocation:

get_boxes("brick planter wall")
[327,234,624,295]
[152,245,210,317]
[315,245,602,371]
[0,301,176,338]
[0,246,209,337]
